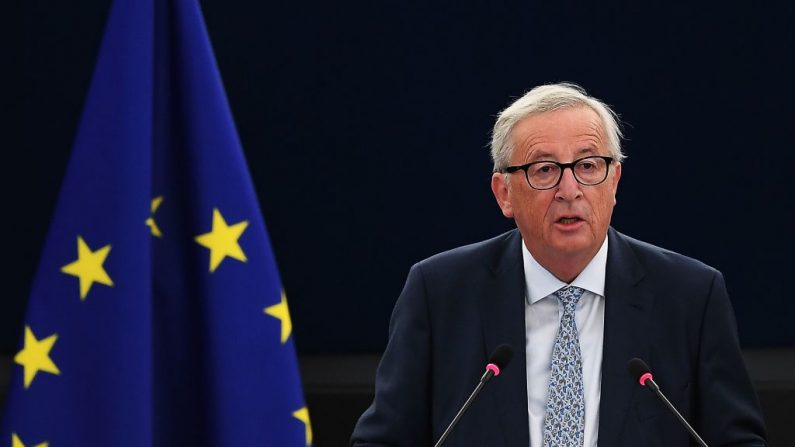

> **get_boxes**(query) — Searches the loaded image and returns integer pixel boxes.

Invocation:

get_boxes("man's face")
[491,107,621,270]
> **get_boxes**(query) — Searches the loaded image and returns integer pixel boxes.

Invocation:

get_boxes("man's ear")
[491,173,514,218]
[611,162,622,205]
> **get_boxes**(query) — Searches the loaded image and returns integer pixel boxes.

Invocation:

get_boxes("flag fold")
[2,0,310,445]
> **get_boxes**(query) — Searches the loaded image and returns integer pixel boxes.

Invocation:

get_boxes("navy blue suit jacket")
[351,228,767,446]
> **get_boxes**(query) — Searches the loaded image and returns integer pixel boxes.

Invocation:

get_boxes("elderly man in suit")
[351,83,767,446]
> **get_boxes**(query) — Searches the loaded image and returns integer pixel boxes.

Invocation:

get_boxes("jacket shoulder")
[415,229,520,274]
[613,229,721,279]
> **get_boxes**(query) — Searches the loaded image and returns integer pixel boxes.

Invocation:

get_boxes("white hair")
[490,82,625,171]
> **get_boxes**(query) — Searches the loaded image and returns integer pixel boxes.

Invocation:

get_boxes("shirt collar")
[522,236,609,305]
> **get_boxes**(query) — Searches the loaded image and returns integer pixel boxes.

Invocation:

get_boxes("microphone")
[626,358,709,447]
[434,344,513,447]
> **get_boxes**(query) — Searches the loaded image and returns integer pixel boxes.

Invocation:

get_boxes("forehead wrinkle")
[582,119,606,146]
[512,109,608,163]
[515,129,548,162]
[570,124,606,156]
[524,136,602,163]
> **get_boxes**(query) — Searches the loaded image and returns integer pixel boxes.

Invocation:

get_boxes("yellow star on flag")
[145,195,164,237]
[12,433,49,447]
[292,406,312,446]
[14,326,60,389]
[195,208,249,272]
[60,235,113,300]
[264,290,293,343]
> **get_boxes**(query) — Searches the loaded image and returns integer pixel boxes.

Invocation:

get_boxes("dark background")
[9,1,795,444]
[12,0,794,355]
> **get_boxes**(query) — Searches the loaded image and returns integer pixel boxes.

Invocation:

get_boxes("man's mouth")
[557,217,582,224]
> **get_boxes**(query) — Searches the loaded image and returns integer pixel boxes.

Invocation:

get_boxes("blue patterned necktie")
[543,285,586,447]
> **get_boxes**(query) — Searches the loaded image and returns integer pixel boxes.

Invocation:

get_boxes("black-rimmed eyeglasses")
[497,156,614,190]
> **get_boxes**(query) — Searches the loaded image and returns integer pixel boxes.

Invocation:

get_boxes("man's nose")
[555,167,583,200]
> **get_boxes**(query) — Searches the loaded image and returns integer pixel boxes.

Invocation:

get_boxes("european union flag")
[1,0,310,445]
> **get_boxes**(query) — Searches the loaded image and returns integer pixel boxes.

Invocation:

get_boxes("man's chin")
[548,235,595,257]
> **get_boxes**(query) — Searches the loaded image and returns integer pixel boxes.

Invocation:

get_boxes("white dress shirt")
[523,237,607,447]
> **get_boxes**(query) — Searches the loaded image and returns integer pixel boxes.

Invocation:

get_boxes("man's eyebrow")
[527,150,556,161]
[526,147,599,162]
[574,147,599,157]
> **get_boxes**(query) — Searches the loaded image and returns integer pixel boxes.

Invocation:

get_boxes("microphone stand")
[434,369,494,447]
[645,378,709,447]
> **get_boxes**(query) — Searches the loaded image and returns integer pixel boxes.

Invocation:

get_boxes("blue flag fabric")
[1,0,310,445]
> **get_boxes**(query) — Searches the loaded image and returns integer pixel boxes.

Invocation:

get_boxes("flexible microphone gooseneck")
[627,358,709,447]
[434,344,513,447]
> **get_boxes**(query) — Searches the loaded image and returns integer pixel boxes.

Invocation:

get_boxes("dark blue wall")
[10,1,794,355]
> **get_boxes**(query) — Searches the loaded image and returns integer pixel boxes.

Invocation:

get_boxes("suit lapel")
[478,230,530,447]
[597,228,655,446]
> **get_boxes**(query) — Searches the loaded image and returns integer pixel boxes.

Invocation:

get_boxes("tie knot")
[554,286,585,312]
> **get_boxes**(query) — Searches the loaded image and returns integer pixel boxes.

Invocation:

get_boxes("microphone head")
[488,344,513,370]
[627,357,652,384]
